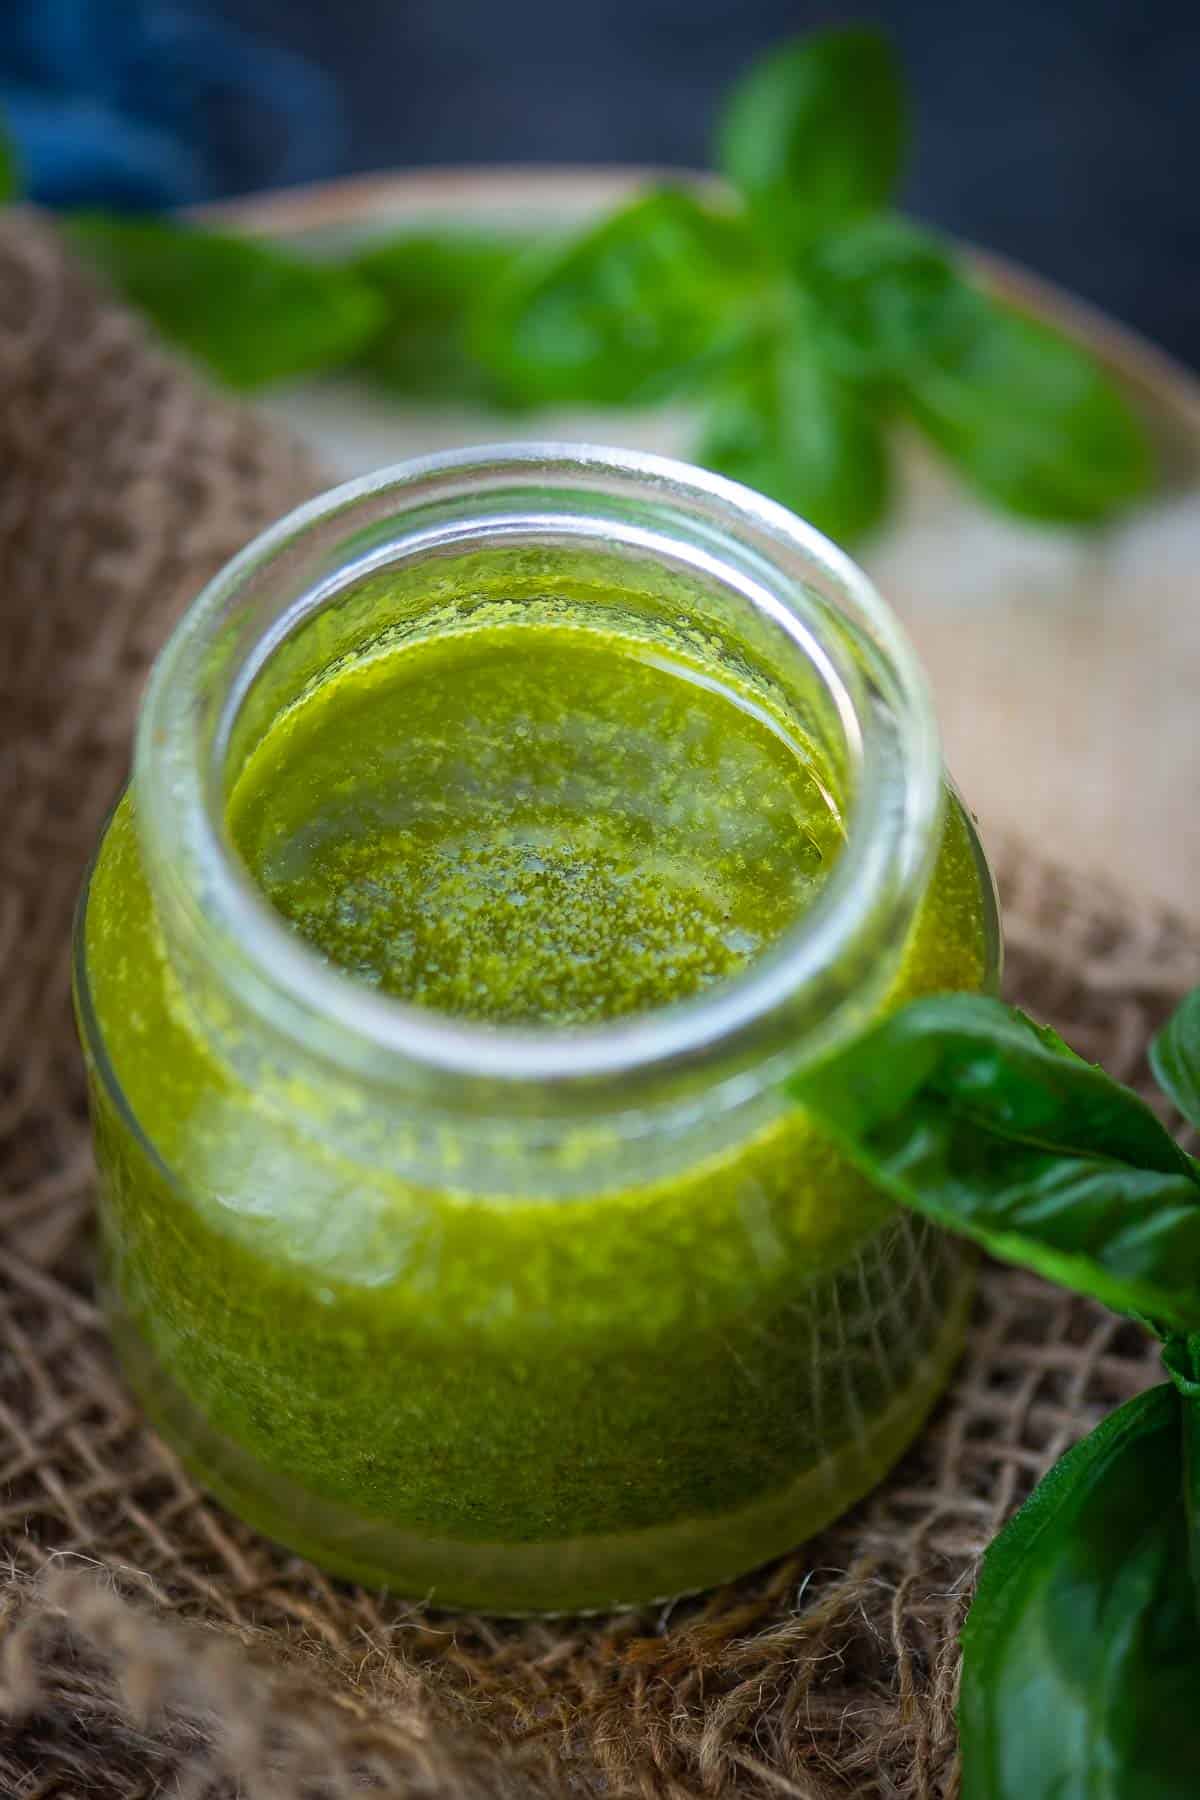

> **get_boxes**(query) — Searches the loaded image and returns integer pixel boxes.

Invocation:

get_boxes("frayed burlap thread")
[1,210,1197,1800]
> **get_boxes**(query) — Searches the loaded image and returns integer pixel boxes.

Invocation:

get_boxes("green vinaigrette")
[76,447,998,1612]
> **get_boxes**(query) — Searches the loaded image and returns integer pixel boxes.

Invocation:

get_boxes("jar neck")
[134,445,944,1128]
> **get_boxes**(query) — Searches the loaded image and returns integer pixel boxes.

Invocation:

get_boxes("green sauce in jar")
[228,625,848,1023]
[77,449,997,1613]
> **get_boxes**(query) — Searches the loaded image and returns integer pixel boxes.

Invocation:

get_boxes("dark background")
[5,1,1197,364]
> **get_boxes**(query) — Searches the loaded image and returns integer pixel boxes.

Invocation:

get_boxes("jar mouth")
[136,445,943,1096]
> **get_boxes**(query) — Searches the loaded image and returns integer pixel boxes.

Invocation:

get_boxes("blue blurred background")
[3,1,1196,362]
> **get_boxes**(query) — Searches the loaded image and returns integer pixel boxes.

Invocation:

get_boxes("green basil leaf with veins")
[802,216,985,385]
[351,231,535,404]
[67,214,386,390]
[789,992,1200,1328]
[960,1383,1200,1800]
[901,296,1152,523]
[1151,988,1200,1130]
[697,325,889,545]
[471,188,761,407]
[715,29,906,255]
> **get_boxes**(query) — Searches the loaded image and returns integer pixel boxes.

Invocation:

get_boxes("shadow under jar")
[76,446,999,1614]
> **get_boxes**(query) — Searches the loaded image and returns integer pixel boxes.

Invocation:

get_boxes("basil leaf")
[803,216,984,385]
[1162,1332,1200,1615]
[1151,988,1200,1130]
[352,231,532,404]
[789,993,1200,1328]
[1184,1382,1200,1625]
[902,297,1152,523]
[0,117,19,204]
[960,1384,1200,1800]
[716,29,905,255]
[67,214,386,391]
[471,188,759,407]
[697,324,889,544]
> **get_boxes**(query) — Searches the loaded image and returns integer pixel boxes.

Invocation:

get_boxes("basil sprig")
[792,987,1200,1798]
[466,28,1151,536]
[46,27,1151,539]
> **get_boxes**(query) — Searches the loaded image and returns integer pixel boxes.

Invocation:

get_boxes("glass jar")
[76,445,999,1614]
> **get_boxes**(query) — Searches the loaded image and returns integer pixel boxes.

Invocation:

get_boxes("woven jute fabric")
[2,209,1199,1800]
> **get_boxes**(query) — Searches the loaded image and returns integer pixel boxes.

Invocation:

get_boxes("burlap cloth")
[3,210,1199,1800]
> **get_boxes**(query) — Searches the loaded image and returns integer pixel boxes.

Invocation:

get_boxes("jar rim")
[135,443,944,1097]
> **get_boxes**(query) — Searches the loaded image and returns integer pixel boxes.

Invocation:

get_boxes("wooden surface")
[211,168,1200,920]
